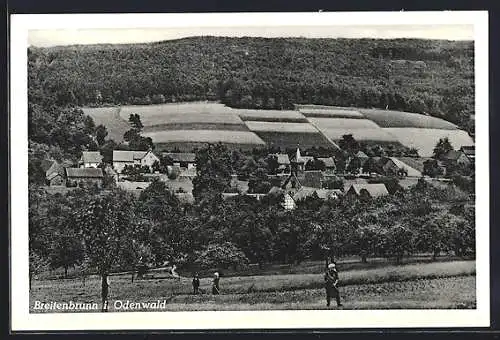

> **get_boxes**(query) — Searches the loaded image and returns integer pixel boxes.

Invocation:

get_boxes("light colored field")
[142,130,266,145]
[309,118,380,129]
[143,123,249,133]
[299,108,365,118]
[245,121,319,133]
[360,109,458,129]
[82,107,130,142]
[123,111,244,127]
[384,128,474,157]
[119,102,243,127]
[30,261,475,312]
[237,109,307,122]
[322,128,400,142]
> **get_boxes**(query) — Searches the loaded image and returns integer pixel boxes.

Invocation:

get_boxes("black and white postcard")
[10,11,490,331]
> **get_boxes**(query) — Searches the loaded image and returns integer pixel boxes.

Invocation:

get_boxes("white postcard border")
[10,11,490,331]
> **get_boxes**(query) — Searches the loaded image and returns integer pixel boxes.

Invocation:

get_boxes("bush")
[194,242,249,270]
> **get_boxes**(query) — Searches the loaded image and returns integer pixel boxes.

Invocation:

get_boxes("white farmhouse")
[113,150,160,173]
[79,151,103,168]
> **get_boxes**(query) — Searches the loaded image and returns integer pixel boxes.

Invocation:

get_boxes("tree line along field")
[30,260,475,312]
[82,102,473,156]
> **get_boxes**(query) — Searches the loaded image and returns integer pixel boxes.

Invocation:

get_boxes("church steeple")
[296,144,301,163]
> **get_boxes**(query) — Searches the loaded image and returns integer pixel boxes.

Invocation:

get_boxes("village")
[38,140,475,209]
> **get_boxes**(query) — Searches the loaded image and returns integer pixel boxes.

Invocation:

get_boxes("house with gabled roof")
[162,152,196,170]
[269,153,291,175]
[65,168,104,187]
[443,150,471,167]
[292,187,342,202]
[345,183,389,199]
[113,150,160,173]
[459,146,475,162]
[79,151,103,168]
[317,157,336,173]
[380,157,422,177]
[41,159,66,186]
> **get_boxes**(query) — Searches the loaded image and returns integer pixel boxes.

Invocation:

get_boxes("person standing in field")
[212,272,220,295]
[192,272,200,294]
[324,263,343,308]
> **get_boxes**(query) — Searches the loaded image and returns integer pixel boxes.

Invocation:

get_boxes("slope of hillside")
[29,36,474,134]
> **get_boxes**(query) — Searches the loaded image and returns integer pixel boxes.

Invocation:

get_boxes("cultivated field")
[299,108,365,119]
[245,121,319,133]
[83,103,473,154]
[360,109,459,129]
[308,118,381,129]
[30,260,475,312]
[237,109,308,123]
[383,128,475,157]
[82,107,130,142]
[253,131,334,150]
[321,128,400,143]
[143,130,265,146]
[119,102,235,119]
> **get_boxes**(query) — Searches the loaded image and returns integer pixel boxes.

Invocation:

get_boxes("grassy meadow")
[30,259,475,312]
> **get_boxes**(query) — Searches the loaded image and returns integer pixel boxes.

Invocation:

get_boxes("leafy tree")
[381,224,414,264]
[99,139,117,164]
[353,225,384,263]
[73,189,140,311]
[363,157,382,174]
[28,157,46,185]
[347,157,362,174]
[266,154,279,175]
[192,143,232,200]
[194,242,249,270]
[432,137,453,160]
[339,134,360,155]
[305,157,326,171]
[128,113,144,132]
[322,176,344,190]
[423,159,444,177]
[248,167,272,194]
[29,250,49,291]
[95,124,108,146]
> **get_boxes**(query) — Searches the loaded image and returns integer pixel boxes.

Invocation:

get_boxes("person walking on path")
[324,263,343,307]
[192,273,200,294]
[212,272,220,295]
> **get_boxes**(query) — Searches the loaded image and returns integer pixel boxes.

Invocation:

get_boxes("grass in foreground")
[30,260,475,312]
[31,276,475,312]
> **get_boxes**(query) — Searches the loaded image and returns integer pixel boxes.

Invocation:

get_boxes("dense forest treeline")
[28,37,474,134]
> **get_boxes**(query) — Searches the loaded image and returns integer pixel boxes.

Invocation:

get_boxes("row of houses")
[78,150,197,173]
[222,183,390,210]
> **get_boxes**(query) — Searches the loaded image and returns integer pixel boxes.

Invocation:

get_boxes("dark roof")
[443,150,466,161]
[47,172,63,181]
[65,168,104,178]
[301,171,324,188]
[318,157,335,168]
[460,146,475,156]
[41,159,56,172]
[163,152,196,163]
[348,183,389,197]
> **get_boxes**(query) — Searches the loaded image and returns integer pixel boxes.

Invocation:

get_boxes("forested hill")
[28,36,474,133]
